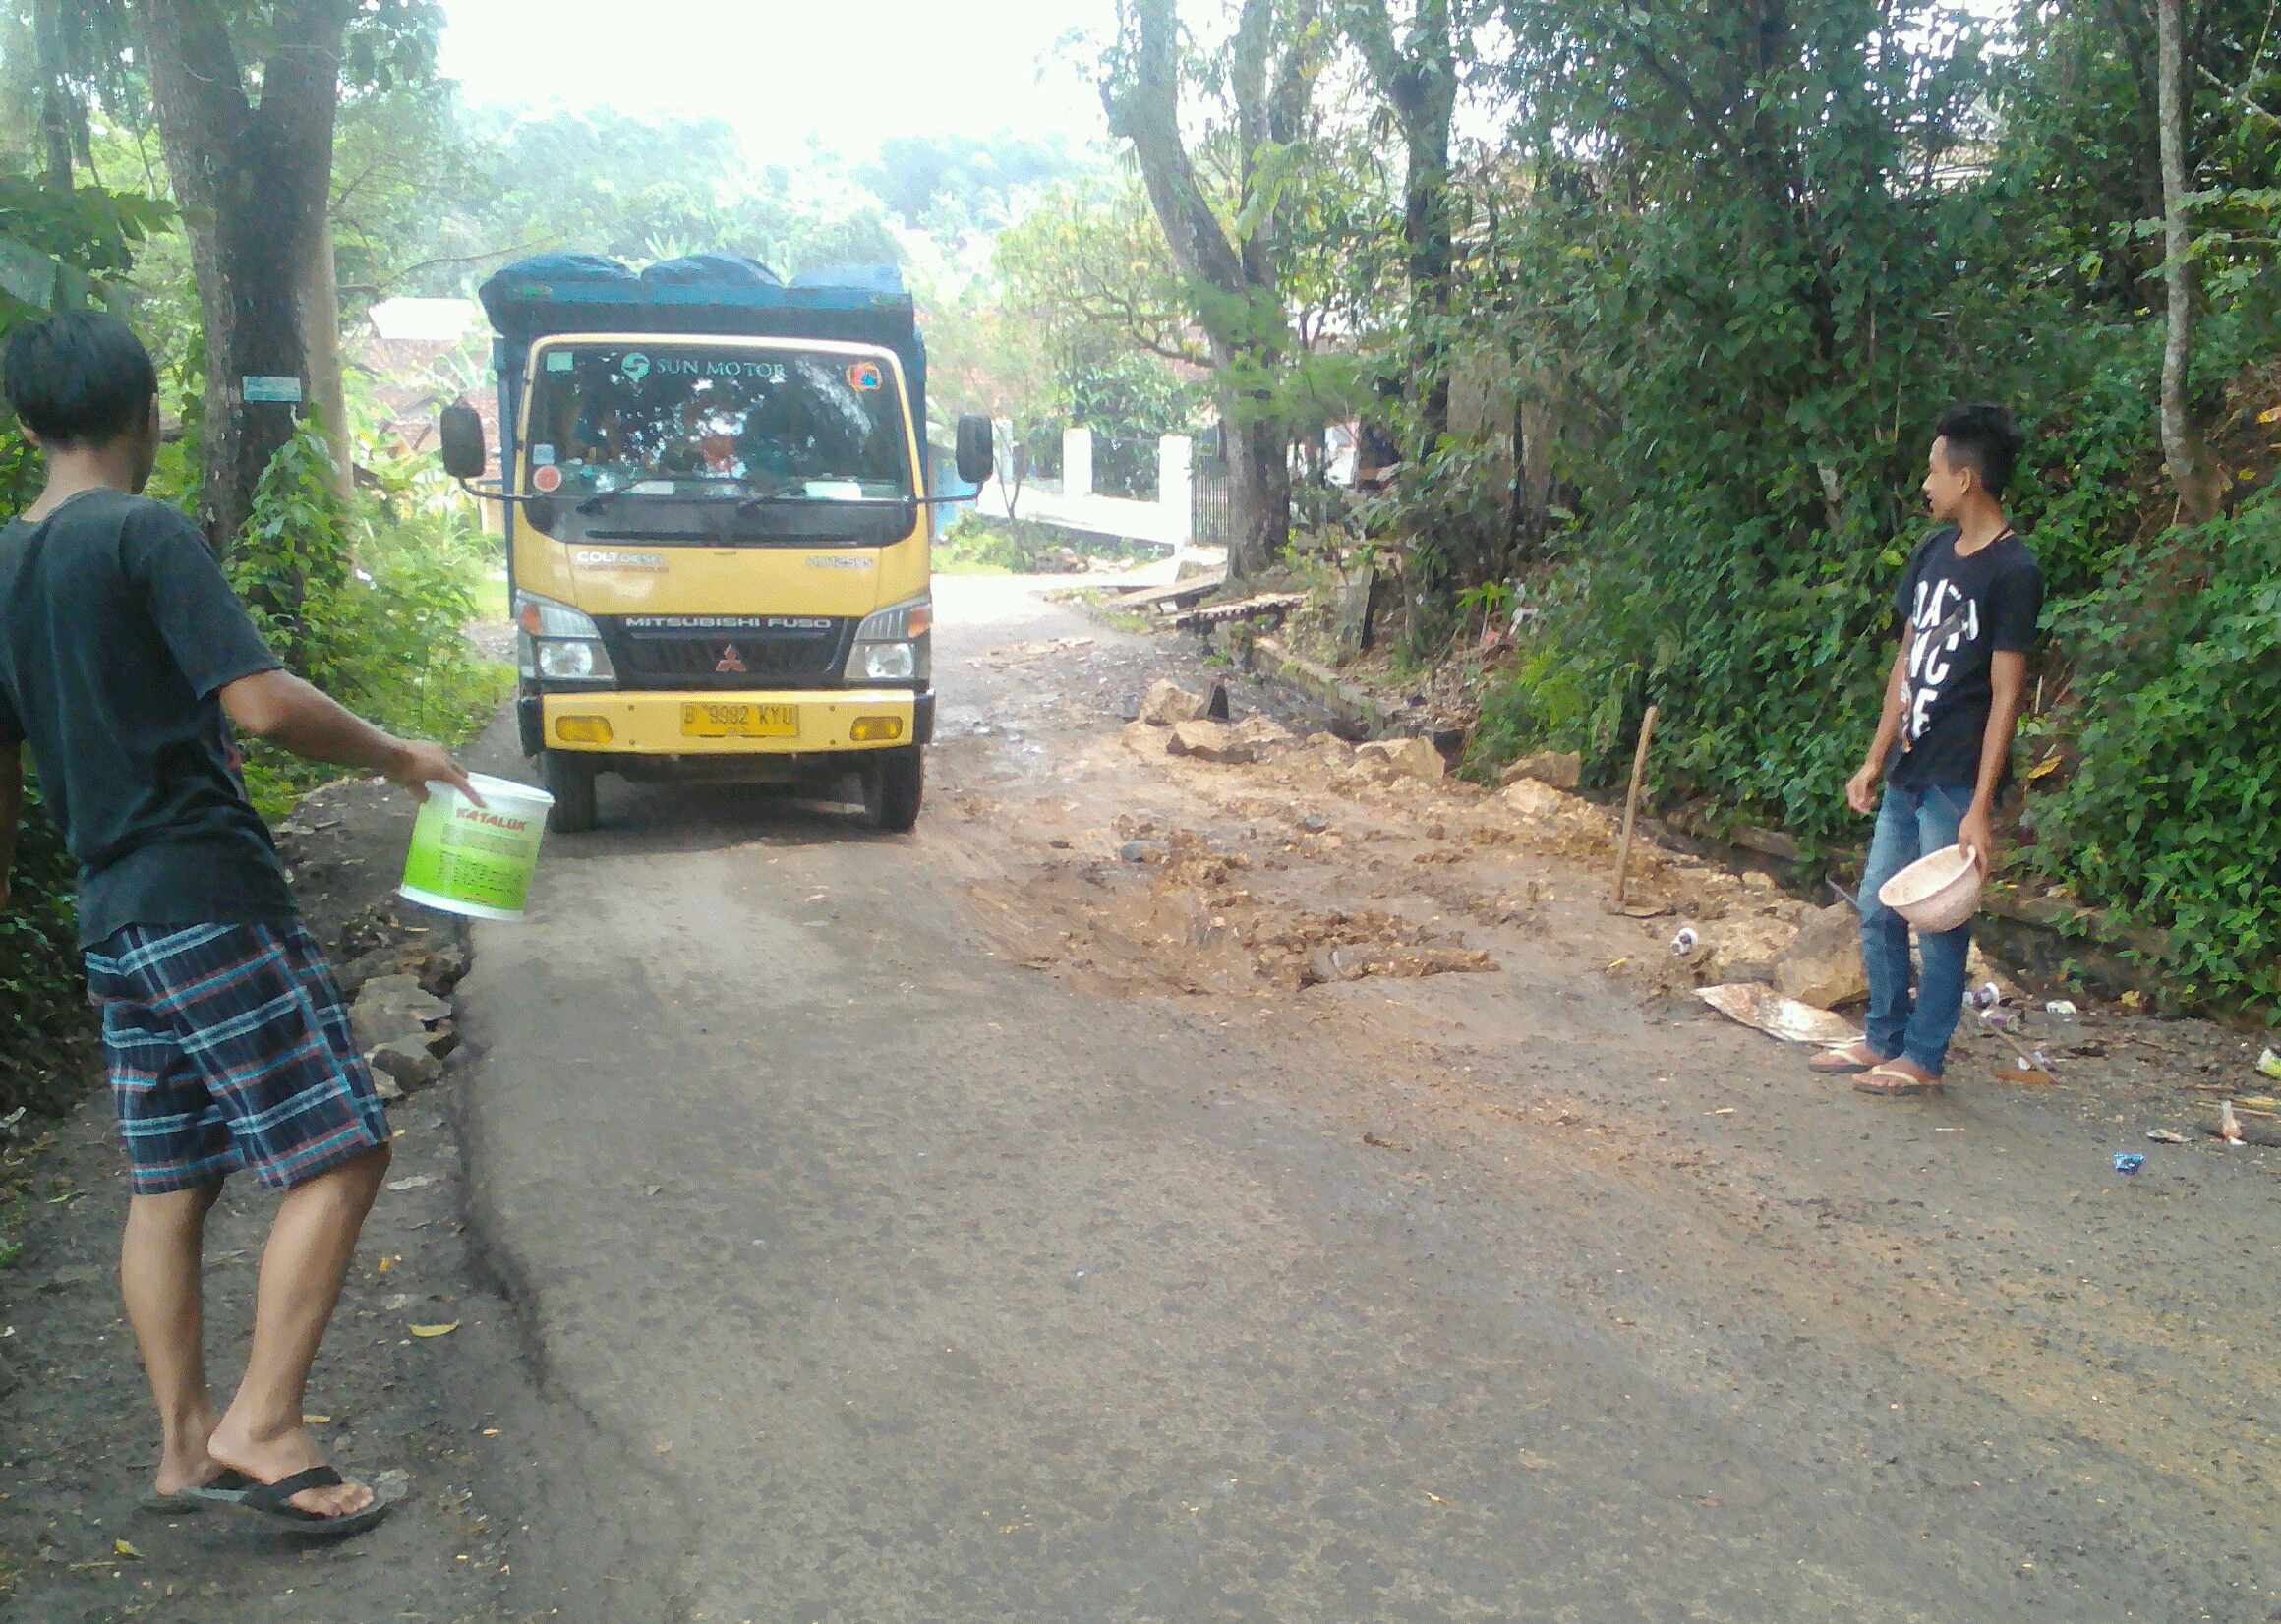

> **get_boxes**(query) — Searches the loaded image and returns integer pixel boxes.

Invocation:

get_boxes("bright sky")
[437,0,1115,163]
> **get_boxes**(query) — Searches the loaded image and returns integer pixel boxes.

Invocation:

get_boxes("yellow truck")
[439,253,991,833]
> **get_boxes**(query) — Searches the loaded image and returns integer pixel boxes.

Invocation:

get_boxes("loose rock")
[1166,720,1259,765]
[1229,714,1295,753]
[1499,750,1582,791]
[368,1034,443,1093]
[1140,679,1209,725]
[1707,915,1801,984]
[1773,902,1868,1009]
[1354,735,1445,781]
[350,975,453,1051]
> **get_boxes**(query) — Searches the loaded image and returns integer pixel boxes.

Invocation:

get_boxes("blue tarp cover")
[480,255,907,333]
[477,254,927,467]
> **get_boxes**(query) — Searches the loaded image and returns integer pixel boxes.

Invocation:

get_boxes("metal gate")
[1191,467,1233,551]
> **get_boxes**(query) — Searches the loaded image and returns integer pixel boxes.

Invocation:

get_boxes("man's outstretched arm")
[219,669,478,805]
[0,741,20,912]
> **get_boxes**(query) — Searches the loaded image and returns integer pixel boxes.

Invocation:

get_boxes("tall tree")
[133,1,355,551]
[2155,0,2224,524]
[1103,0,1325,579]
[1337,0,1479,457]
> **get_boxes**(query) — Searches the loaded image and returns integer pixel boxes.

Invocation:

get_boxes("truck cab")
[445,253,990,833]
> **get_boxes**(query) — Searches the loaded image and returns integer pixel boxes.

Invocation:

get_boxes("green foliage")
[0,172,172,324]
[2024,492,2281,1013]
[1,769,93,1119]
[229,427,510,819]
[228,426,355,679]
[984,175,1209,449]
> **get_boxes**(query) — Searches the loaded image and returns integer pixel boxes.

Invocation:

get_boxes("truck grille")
[601,616,853,689]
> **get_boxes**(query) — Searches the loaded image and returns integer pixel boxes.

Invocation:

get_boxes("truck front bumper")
[525,688,934,756]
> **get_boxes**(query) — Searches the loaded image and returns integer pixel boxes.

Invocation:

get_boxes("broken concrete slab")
[1697,982,1859,1046]
[1774,903,1868,1009]
[1498,750,1582,791]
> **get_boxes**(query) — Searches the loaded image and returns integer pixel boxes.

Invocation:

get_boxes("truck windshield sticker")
[518,343,911,510]
[531,443,556,465]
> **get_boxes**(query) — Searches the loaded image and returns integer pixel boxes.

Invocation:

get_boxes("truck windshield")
[523,343,912,502]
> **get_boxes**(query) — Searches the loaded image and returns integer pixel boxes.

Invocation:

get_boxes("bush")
[2024,493,2281,1011]
[1,773,96,1120]
[230,428,512,818]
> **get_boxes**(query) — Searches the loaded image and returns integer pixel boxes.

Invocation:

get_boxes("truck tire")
[862,747,923,833]
[542,750,599,834]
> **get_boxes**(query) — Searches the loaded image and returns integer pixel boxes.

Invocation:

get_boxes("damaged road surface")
[463,575,2281,1621]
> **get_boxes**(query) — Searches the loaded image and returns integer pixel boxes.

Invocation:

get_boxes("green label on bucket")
[402,791,547,916]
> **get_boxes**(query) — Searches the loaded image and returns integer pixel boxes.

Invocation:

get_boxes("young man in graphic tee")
[0,312,478,1535]
[1811,403,2043,1097]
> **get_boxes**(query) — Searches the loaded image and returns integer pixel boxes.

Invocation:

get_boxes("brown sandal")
[1854,1064,1943,1097]
[1809,1042,1889,1075]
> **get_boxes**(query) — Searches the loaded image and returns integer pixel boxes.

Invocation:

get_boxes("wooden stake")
[1612,704,1658,908]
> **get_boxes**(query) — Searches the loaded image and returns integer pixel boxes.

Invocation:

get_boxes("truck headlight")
[538,639,603,679]
[846,596,931,684]
[516,591,615,685]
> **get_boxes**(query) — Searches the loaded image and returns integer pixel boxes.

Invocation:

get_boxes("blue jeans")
[1859,782,1974,1076]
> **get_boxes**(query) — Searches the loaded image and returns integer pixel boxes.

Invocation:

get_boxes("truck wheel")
[542,750,599,834]
[862,747,923,833]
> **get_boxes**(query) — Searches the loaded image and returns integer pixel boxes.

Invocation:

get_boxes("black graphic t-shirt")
[0,489,293,945]
[1886,524,2043,788]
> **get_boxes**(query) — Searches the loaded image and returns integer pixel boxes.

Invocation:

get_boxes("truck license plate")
[681,702,798,738]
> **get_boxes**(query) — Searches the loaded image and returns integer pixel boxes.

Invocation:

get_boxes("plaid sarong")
[85,922,390,1194]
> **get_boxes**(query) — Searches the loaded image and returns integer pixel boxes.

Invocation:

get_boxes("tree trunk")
[1105,0,1304,580]
[1342,0,1460,458]
[136,0,351,554]
[2155,0,2223,525]
[1230,407,1292,580]
[31,0,78,190]
[298,215,354,501]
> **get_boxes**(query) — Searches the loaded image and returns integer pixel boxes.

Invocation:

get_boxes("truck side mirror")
[439,403,488,481]
[954,413,994,486]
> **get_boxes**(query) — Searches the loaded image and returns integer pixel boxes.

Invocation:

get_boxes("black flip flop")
[141,1468,254,1514]
[228,1466,397,1537]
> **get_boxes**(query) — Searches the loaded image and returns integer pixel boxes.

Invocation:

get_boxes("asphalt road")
[456,576,2281,1624]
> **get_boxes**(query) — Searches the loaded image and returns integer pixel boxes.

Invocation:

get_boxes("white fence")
[980,427,1194,551]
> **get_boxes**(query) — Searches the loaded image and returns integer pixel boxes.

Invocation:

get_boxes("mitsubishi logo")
[715,644,747,674]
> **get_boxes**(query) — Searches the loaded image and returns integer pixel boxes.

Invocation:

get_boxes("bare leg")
[207,1143,390,1517]
[121,1181,227,1495]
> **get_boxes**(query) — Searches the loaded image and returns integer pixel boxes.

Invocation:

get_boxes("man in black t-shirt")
[0,312,476,1535]
[1811,403,2043,1097]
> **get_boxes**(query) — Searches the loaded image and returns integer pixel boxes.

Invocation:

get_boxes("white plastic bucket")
[397,773,555,922]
